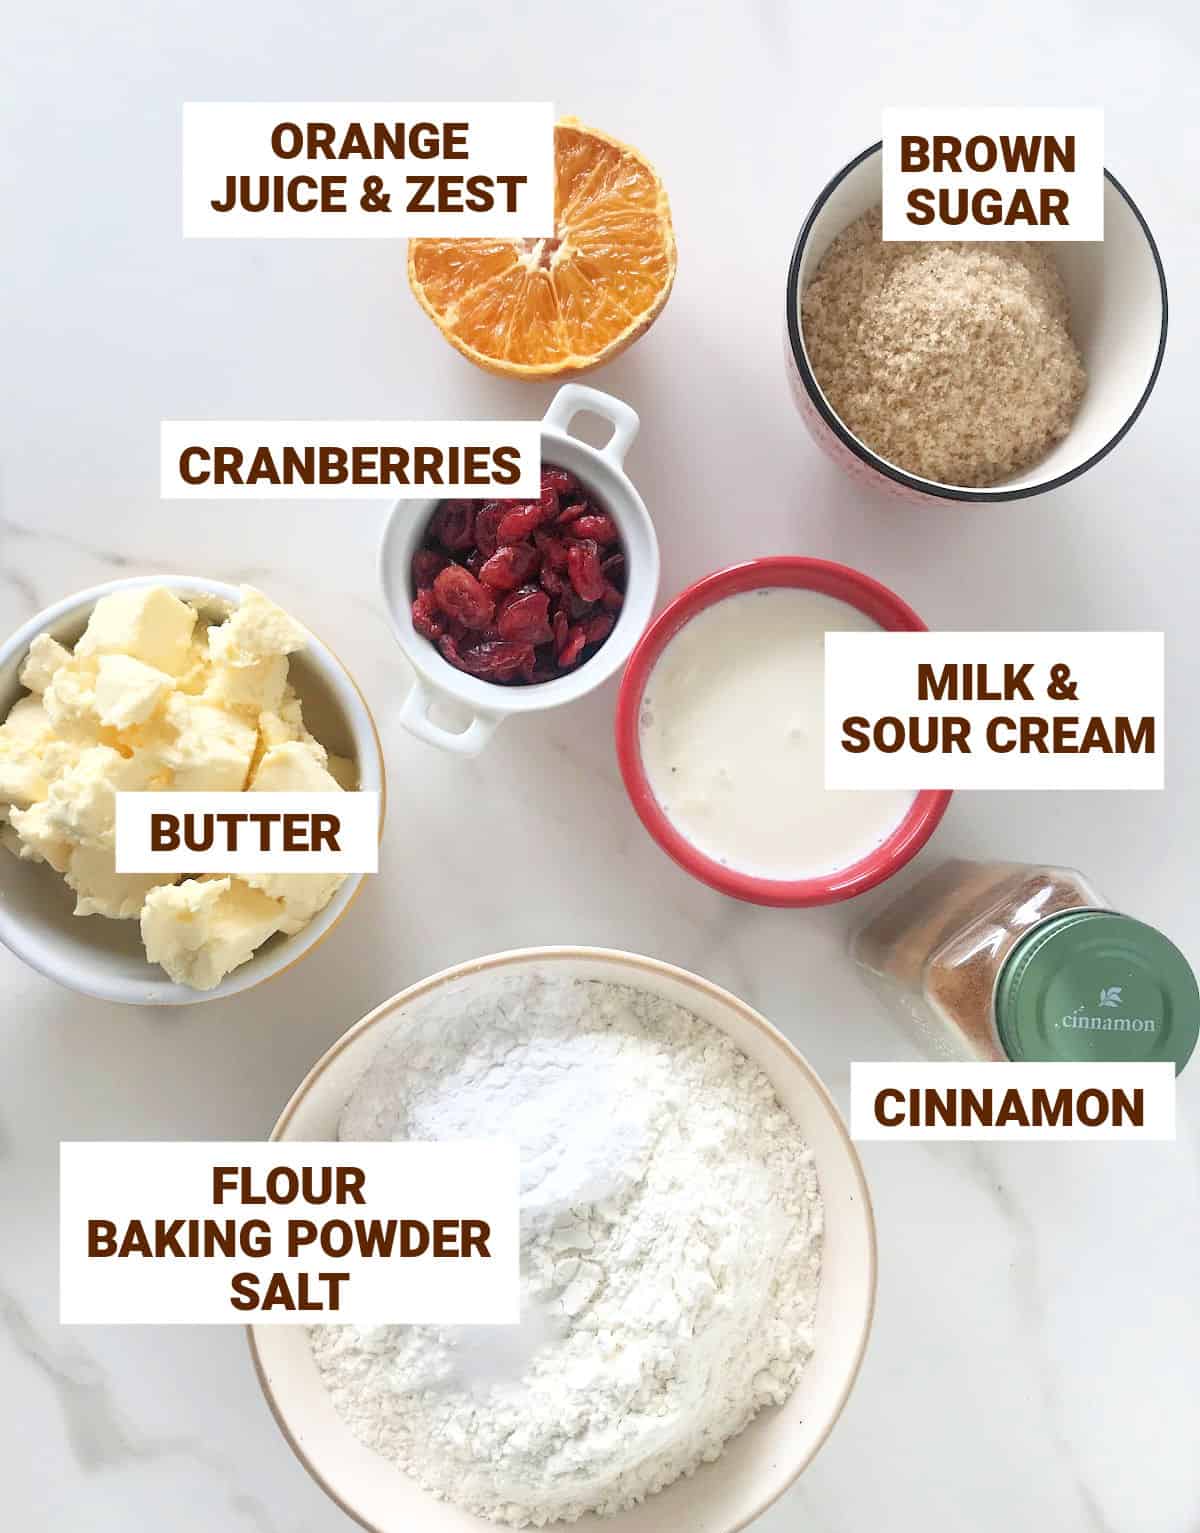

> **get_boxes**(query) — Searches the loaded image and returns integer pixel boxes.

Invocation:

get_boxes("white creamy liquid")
[639,588,915,880]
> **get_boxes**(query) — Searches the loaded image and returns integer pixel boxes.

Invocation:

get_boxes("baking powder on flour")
[310,970,824,1526]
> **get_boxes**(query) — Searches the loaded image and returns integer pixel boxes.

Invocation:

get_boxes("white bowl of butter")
[0,576,383,1006]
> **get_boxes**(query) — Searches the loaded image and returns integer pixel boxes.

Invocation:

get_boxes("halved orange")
[408,118,676,378]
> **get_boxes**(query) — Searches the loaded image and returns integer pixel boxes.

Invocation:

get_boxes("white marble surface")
[3,2,1199,1529]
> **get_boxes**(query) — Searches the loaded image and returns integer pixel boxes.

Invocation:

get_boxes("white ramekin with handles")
[379,384,659,756]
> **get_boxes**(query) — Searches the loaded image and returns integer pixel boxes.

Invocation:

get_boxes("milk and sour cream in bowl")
[616,558,950,906]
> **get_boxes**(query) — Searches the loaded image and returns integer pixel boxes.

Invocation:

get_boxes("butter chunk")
[40,745,162,850]
[8,801,73,871]
[160,694,257,791]
[0,696,56,808]
[76,587,197,677]
[42,655,100,735]
[0,694,55,747]
[255,709,295,754]
[173,637,215,697]
[66,844,176,920]
[253,690,327,773]
[242,741,348,933]
[203,653,288,717]
[94,654,174,730]
[0,748,48,811]
[249,740,343,794]
[326,754,358,790]
[141,876,286,990]
[209,586,308,667]
[237,871,344,935]
[20,633,71,694]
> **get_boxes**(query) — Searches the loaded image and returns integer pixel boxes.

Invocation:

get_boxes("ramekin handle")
[399,675,502,756]
[542,384,640,469]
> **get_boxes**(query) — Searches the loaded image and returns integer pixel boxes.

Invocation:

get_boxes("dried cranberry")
[496,501,546,544]
[479,543,539,591]
[566,539,605,603]
[556,498,588,525]
[496,587,552,645]
[558,624,587,668]
[431,499,476,551]
[534,530,568,570]
[437,633,463,668]
[541,466,578,499]
[583,612,615,645]
[458,639,536,683]
[474,502,506,560]
[432,565,495,630]
[601,552,626,588]
[411,588,445,641]
[412,549,450,590]
[566,513,619,545]
[559,589,594,621]
[601,581,625,613]
[443,615,473,646]
[539,564,568,599]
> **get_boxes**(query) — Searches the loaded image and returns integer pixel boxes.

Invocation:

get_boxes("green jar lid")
[995,911,1199,1073]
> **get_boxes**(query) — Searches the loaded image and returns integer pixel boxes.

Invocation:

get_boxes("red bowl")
[615,557,952,907]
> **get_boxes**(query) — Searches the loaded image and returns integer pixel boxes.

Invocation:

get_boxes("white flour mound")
[310,971,824,1527]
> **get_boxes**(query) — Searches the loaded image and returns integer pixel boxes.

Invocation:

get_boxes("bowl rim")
[248,944,879,1533]
[378,424,660,719]
[785,141,1170,504]
[615,557,952,907]
[0,573,386,1006]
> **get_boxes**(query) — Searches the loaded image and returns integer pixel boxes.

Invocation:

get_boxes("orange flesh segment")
[409,121,675,373]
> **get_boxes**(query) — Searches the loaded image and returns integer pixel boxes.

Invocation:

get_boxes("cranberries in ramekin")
[410,465,626,685]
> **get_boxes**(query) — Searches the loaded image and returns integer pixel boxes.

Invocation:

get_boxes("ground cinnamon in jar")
[852,859,1018,990]
[854,860,1102,1060]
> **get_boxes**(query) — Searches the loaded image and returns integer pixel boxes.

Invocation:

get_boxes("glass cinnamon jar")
[853,859,1199,1072]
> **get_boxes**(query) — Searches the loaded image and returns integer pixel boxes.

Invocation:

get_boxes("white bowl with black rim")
[785,141,1168,504]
